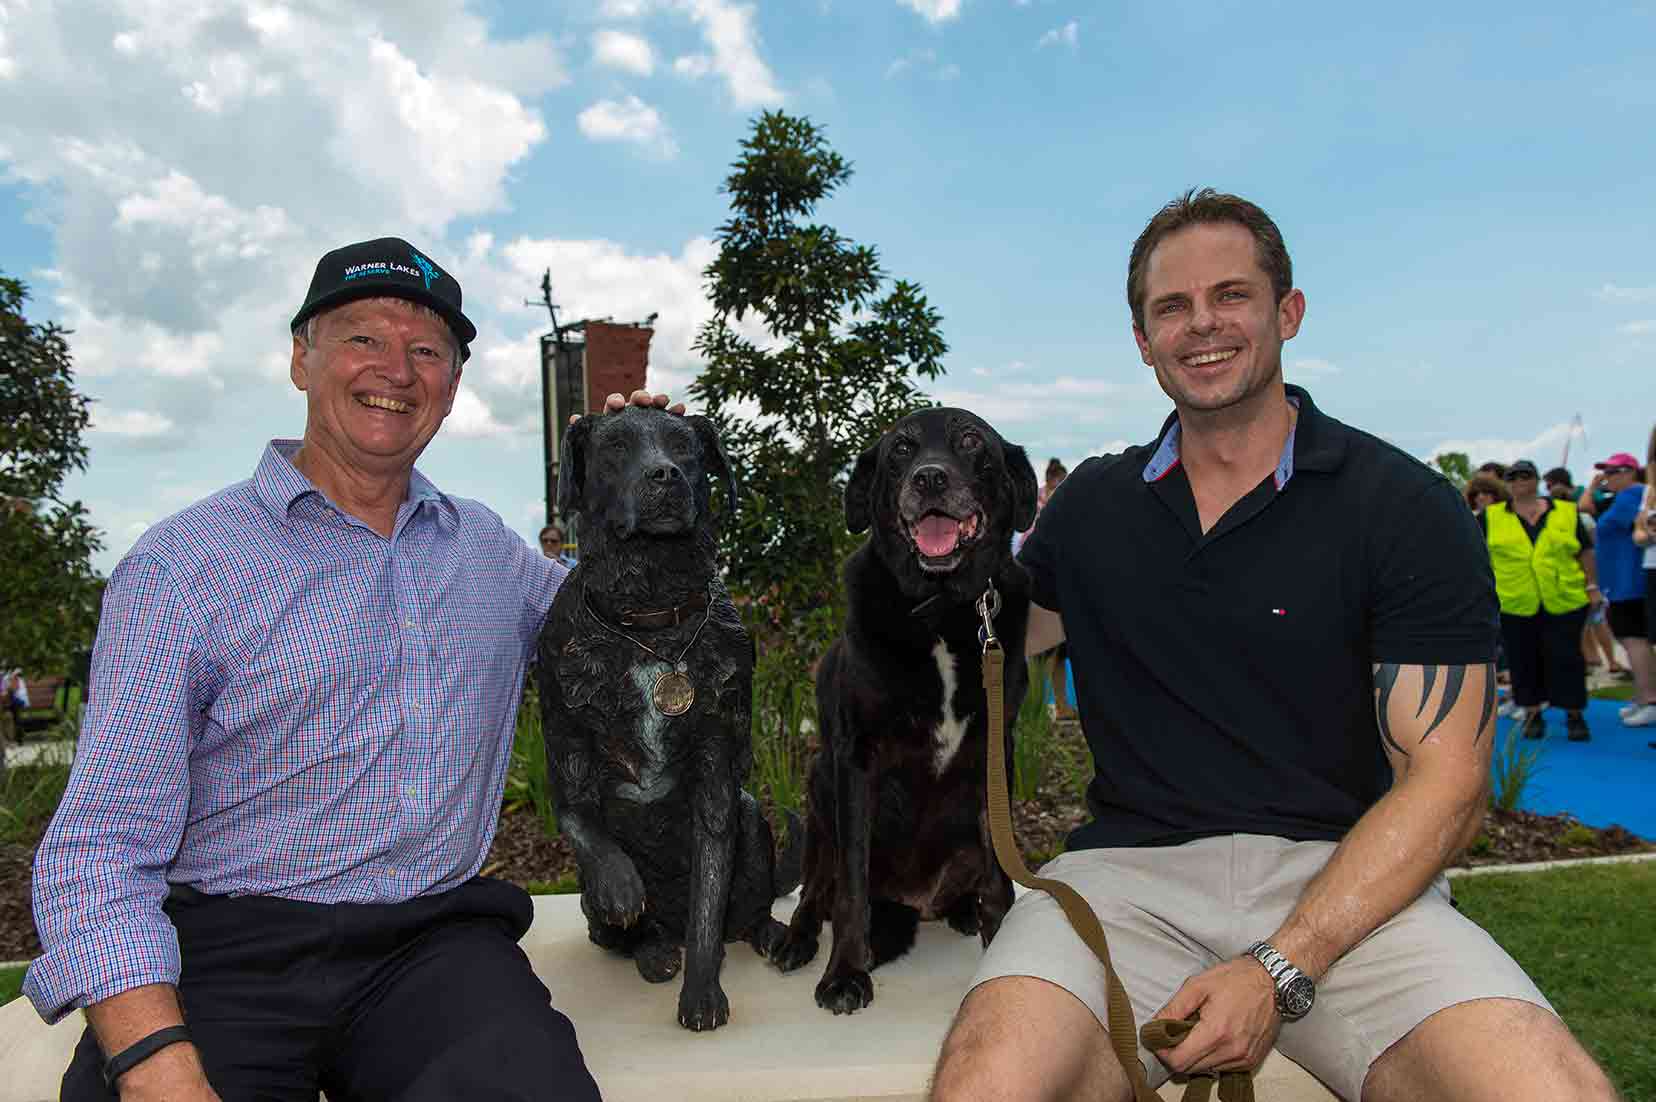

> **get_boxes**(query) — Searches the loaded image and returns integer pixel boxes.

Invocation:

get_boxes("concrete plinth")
[0,895,1338,1101]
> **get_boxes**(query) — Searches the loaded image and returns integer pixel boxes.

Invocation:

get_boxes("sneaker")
[1621,702,1641,720]
[1566,712,1591,741]
[1520,712,1546,740]
[1497,700,1518,719]
[1621,704,1656,728]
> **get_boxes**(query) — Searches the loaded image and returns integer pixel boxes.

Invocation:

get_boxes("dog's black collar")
[603,588,711,630]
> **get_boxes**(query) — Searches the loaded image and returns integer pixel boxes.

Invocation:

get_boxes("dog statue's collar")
[608,589,711,630]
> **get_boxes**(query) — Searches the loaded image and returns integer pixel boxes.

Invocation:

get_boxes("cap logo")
[410,250,438,290]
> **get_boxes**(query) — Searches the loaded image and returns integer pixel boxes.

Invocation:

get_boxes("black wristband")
[102,1024,193,1090]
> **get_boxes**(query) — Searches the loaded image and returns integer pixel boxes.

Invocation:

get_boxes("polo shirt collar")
[254,440,456,531]
[1141,384,1344,490]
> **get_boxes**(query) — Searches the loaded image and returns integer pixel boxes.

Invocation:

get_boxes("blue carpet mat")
[1492,697,1656,839]
[1052,664,1655,840]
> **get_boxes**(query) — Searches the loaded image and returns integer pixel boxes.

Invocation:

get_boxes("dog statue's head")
[558,407,736,557]
[846,408,1037,602]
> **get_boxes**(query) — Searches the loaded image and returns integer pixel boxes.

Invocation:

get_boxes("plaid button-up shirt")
[25,441,565,1022]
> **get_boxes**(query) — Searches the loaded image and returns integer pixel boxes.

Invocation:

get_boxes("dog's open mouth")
[906,510,982,572]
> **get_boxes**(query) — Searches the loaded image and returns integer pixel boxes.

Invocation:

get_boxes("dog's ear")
[687,414,738,519]
[844,442,881,534]
[557,415,596,518]
[1004,443,1040,532]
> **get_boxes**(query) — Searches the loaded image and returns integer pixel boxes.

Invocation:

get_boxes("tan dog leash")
[976,584,1254,1102]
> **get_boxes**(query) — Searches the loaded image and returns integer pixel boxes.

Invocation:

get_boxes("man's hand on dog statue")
[1152,956,1281,1076]
[569,390,687,426]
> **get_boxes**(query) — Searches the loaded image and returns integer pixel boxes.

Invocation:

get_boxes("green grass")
[0,964,23,1006]
[501,685,557,836]
[1012,656,1055,802]
[524,871,581,895]
[1591,682,1636,702]
[1455,861,1656,1100]
[0,740,75,845]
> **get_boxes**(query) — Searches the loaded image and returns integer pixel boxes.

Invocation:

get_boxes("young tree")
[690,111,946,663]
[0,273,103,695]
[1433,451,1472,491]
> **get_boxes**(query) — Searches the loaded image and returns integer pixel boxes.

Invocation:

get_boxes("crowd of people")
[1463,442,1656,742]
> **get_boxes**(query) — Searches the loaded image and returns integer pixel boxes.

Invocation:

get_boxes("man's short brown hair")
[1127,188,1294,331]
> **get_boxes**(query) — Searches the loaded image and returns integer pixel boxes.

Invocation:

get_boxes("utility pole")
[527,270,564,525]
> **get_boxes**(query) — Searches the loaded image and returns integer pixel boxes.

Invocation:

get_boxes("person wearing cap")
[1585,452,1655,726]
[1477,458,1600,741]
[932,191,1615,1102]
[24,237,668,1100]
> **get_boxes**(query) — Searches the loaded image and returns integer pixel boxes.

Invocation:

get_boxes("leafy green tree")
[1433,451,1472,491]
[0,273,103,688]
[689,111,947,668]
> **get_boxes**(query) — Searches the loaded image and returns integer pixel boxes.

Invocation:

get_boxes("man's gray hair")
[293,296,462,374]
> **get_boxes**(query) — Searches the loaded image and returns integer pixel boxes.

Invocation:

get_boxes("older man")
[26,238,635,1100]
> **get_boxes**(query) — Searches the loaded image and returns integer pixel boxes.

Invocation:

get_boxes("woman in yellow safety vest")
[1478,459,1603,742]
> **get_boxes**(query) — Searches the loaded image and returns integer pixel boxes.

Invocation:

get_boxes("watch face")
[1280,975,1315,1020]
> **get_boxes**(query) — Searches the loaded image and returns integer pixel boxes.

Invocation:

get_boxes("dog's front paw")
[582,853,646,927]
[770,927,820,973]
[815,968,874,1014]
[677,982,730,1031]
[944,898,981,938]
[635,938,683,983]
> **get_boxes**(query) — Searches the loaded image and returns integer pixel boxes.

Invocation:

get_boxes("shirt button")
[405,786,417,799]
[404,619,414,629]
[410,701,421,710]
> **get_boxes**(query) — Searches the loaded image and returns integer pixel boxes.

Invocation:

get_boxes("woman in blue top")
[1585,452,1655,726]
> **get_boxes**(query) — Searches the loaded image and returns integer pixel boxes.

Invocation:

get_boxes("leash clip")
[976,581,1002,652]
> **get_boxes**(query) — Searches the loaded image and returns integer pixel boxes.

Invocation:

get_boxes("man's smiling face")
[290,297,461,481]
[1133,221,1304,415]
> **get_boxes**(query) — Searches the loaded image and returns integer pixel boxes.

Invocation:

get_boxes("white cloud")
[600,0,651,16]
[1287,357,1341,377]
[1426,420,1577,466]
[886,47,935,78]
[899,0,963,23]
[673,53,713,77]
[678,0,783,106]
[1094,439,1132,456]
[445,386,513,439]
[1616,319,1656,335]
[932,375,1154,426]
[577,96,679,158]
[90,408,175,437]
[1594,283,1656,303]
[1037,20,1079,49]
[593,28,655,75]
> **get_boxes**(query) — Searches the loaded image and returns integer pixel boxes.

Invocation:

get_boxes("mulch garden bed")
[5,801,1648,965]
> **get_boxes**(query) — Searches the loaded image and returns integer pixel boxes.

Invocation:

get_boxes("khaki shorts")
[969,835,1552,1099]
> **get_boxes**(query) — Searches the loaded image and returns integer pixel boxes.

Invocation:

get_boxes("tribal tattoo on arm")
[1372,662,1496,757]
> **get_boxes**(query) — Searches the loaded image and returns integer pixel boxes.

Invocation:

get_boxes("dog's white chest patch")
[930,640,969,774]
[620,660,677,801]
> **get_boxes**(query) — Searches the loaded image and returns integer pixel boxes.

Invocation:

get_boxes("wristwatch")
[1244,940,1315,1021]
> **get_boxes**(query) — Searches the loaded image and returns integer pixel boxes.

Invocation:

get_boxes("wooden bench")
[11,676,70,738]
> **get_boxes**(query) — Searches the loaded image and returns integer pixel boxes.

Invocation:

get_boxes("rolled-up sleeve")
[24,553,204,1023]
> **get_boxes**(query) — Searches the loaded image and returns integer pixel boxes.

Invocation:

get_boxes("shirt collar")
[254,440,456,531]
[1141,385,1343,490]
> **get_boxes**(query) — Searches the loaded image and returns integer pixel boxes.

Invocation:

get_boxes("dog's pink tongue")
[915,515,962,557]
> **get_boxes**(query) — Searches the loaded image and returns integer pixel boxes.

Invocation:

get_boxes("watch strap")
[102,1025,192,1090]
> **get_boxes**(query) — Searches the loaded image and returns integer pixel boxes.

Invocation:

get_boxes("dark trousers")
[1499,606,1589,711]
[64,878,601,1102]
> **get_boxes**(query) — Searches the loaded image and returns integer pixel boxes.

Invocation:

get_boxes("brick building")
[541,319,653,527]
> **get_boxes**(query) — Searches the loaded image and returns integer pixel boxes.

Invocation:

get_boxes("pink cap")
[1594,452,1641,470]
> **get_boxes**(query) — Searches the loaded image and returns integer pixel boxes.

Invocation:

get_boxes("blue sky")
[3,0,1653,574]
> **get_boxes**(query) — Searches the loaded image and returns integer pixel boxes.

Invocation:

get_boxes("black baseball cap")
[291,237,477,362]
[1505,459,1539,480]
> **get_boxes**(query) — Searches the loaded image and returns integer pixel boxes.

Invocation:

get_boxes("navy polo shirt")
[1020,385,1498,850]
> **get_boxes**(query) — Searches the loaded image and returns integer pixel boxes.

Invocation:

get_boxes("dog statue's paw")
[635,938,683,983]
[770,928,820,973]
[747,917,788,961]
[944,900,981,938]
[815,968,874,1014]
[582,853,646,927]
[677,983,731,1031]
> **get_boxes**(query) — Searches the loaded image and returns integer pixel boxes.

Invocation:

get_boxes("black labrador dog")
[538,406,799,1031]
[773,407,1038,1013]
